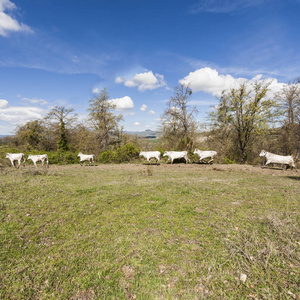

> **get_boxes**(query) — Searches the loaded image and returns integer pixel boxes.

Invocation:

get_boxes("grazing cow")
[5,153,25,168]
[139,151,160,162]
[259,150,297,171]
[163,151,190,164]
[78,152,95,166]
[193,149,217,164]
[28,154,49,167]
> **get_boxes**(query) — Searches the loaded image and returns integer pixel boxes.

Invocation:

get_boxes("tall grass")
[0,164,299,299]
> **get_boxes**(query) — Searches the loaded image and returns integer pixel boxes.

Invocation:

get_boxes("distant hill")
[125,129,159,138]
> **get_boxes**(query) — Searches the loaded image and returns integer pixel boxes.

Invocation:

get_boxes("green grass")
[0,164,299,299]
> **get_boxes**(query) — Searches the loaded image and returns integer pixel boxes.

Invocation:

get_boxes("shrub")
[98,143,140,163]
[224,157,235,164]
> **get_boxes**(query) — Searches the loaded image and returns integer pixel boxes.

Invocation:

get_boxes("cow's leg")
[291,162,297,172]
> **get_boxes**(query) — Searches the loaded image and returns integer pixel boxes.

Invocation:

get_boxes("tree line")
[1,79,300,165]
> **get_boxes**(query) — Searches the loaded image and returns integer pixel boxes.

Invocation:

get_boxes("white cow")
[163,151,190,164]
[78,152,95,166]
[194,149,217,164]
[5,153,25,168]
[139,151,160,162]
[28,154,49,167]
[259,150,297,171]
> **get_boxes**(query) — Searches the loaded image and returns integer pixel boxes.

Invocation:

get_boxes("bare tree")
[160,84,198,150]
[45,106,77,151]
[276,78,300,159]
[87,88,123,151]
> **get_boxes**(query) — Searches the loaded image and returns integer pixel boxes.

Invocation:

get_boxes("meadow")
[0,163,299,299]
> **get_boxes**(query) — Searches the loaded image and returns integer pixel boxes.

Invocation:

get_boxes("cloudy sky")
[1,0,300,135]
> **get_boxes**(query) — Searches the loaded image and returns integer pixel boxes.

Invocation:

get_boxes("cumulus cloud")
[21,97,48,105]
[0,99,9,108]
[116,71,167,91]
[140,104,147,111]
[179,67,285,97]
[148,110,156,115]
[134,122,141,126]
[0,0,32,36]
[108,96,134,111]
[115,76,125,84]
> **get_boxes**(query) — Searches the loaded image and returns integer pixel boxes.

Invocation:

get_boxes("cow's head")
[259,150,266,157]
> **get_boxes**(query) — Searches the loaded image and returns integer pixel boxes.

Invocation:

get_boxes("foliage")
[98,143,140,163]
[224,157,236,164]
[14,120,46,150]
[209,81,279,163]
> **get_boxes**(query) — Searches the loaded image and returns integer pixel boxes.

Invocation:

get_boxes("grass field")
[0,163,299,299]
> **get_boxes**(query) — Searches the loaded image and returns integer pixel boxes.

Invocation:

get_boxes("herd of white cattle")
[4,149,297,171]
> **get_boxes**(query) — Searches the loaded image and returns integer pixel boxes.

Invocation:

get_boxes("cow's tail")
[22,154,26,167]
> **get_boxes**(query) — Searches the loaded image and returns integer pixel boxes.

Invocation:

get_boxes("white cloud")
[21,97,48,105]
[140,104,147,111]
[0,99,9,108]
[92,87,100,94]
[179,67,285,97]
[108,96,134,111]
[115,76,125,84]
[116,71,167,91]
[148,110,155,115]
[0,100,45,134]
[0,0,32,36]
[189,0,265,14]
[134,122,141,126]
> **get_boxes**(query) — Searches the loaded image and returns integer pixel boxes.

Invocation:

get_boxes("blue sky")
[0,0,300,135]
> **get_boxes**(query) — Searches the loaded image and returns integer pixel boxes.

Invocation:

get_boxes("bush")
[98,150,116,163]
[44,151,78,165]
[224,157,235,164]
[98,143,140,163]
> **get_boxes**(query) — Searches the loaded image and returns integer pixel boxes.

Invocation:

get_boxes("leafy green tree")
[14,120,46,150]
[210,81,278,163]
[160,84,198,150]
[87,88,123,151]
